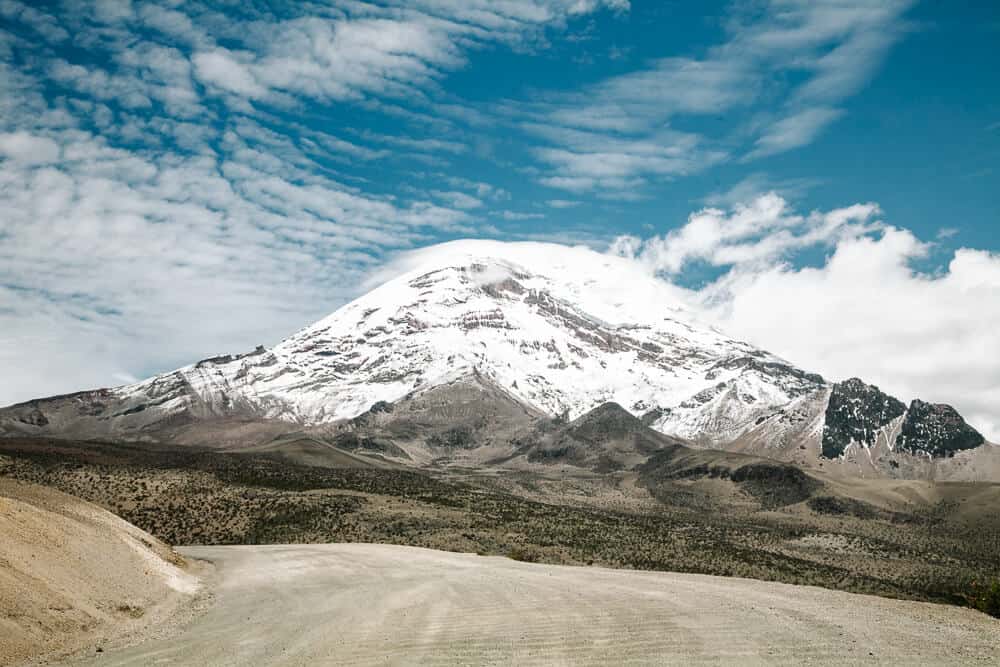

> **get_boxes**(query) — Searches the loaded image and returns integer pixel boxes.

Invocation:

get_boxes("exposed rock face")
[706,357,824,389]
[818,379,986,461]
[15,406,48,427]
[896,399,984,458]
[821,379,906,459]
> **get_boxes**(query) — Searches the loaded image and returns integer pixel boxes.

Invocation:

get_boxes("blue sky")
[1,0,999,435]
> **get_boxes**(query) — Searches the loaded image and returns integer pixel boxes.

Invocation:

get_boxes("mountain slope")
[0,241,991,478]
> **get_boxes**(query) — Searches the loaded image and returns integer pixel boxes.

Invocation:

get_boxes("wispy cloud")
[431,190,484,209]
[701,173,823,207]
[498,211,546,221]
[528,125,725,193]
[546,199,581,208]
[520,0,913,194]
[0,0,629,404]
[745,106,845,159]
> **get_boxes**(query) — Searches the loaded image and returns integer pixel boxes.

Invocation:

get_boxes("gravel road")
[68,543,999,666]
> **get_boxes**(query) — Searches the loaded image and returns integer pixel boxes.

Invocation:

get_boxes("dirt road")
[68,543,999,666]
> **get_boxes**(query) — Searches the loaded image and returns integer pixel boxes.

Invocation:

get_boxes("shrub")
[506,546,539,563]
[967,579,1000,618]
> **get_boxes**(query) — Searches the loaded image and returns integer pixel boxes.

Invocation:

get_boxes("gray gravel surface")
[67,543,1000,666]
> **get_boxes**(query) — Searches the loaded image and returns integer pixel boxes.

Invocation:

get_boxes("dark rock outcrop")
[896,399,984,458]
[15,407,49,427]
[730,463,821,508]
[821,379,906,459]
[706,357,825,388]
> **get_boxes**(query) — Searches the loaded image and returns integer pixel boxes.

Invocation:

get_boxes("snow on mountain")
[263,241,821,430]
[0,240,988,468]
[122,241,818,435]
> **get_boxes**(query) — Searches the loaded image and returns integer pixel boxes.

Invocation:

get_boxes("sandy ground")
[65,543,999,666]
[0,479,201,666]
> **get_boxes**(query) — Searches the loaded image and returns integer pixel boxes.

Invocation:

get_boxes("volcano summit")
[2,241,993,480]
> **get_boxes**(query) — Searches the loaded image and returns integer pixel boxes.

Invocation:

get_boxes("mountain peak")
[1,240,991,476]
[897,399,984,457]
[354,240,698,327]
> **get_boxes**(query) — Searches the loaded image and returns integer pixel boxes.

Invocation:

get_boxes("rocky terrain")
[1,241,993,480]
[821,378,908,459]
[3,428,1000,610]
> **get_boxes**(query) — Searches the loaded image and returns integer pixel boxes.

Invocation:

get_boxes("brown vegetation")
[3,436,1000,616]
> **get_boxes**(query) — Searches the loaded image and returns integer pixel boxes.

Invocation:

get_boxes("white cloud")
[707,236,1000,442]
[179,2,631,109]
[747,107,844,159]
[0,126,474,405]
[138,4,206,46]
[93,0,133,23]
[499,211,545,221]
[547,57,752,133]
[615,193,880,275]
[360,131,466,155]
[702,172,823,207]
[0,131,60,164]
[192,49,267,99]
[0,1,68,42]
[431,190,484,210]
[546,199,580,208]
[439,177,510,201]
[611,194,1000,441]
[530,126,724,192]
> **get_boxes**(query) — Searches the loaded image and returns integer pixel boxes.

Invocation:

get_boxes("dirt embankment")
[0,478,201,666]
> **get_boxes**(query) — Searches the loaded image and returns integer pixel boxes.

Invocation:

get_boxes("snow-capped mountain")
[0,240,990,474]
